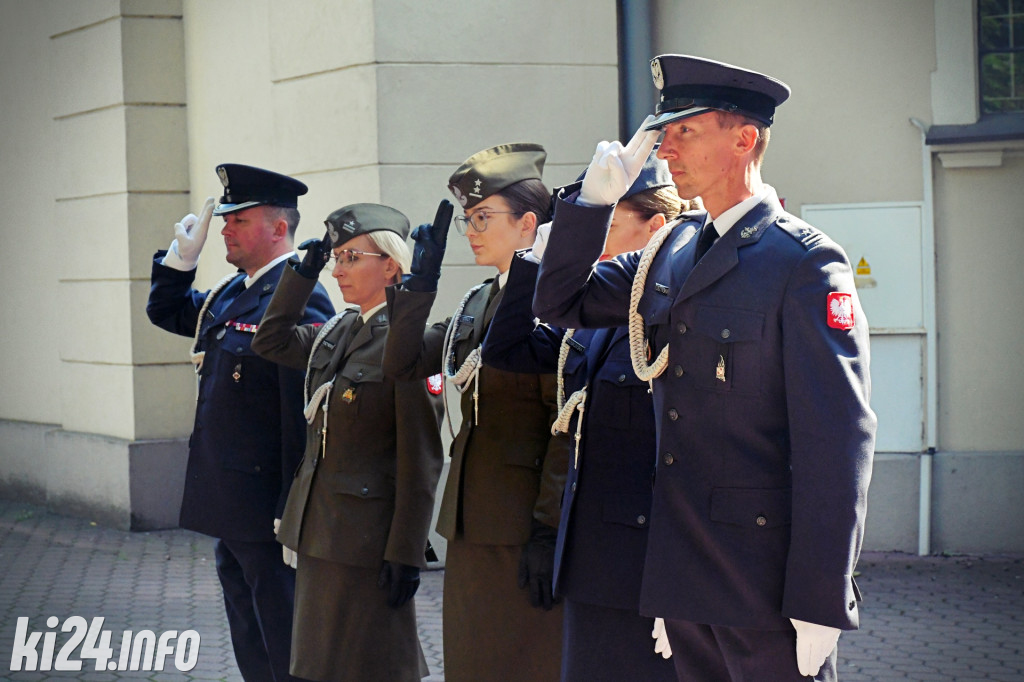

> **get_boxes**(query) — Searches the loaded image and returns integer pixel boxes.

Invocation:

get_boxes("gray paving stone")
[3,502,1023,681]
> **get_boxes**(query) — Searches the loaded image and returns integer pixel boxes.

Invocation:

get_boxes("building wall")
[1,0,1021,552]
[0,0,618,535]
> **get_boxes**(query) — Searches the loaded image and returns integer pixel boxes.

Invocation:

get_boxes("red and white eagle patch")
[827,292,854,330]
[426,374,444,395]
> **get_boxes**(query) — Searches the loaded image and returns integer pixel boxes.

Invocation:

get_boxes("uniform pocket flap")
[596,359,645,388]
[710,487,791,528]
[338,361,383,384]
[693,306,765,343]
[308,348,332,370]
[563,348,587,376]
[602,493,652,529]
[504,445,543,470]
[332,471,389,499]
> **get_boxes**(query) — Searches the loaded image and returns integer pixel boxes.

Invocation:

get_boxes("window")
[979,0,1024,113]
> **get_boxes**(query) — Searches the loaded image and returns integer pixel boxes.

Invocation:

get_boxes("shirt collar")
[244,251,295,288]
[706,186,772,237]
[360,301,387,323]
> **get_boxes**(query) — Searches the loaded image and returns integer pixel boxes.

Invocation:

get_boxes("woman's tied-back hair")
[366,229,412,282]
[495,178,553,226]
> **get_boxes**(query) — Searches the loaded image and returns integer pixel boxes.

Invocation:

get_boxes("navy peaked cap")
[213,164,308,216]
[646,54,791,130]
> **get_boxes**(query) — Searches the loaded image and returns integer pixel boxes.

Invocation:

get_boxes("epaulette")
[775,214,825,250]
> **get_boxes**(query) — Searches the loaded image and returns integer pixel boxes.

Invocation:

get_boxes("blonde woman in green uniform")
[252,204,444,682]
[382,144,566,681]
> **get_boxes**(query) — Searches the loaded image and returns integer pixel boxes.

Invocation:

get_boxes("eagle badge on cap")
[450,185,468,207]
[326,221,340,244]
[651,57,664,90]
[217,166,230,186]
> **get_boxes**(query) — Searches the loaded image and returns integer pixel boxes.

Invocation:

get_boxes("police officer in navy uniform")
[147,164,334,681]
[533,55,876,681]
[482,153,689,681]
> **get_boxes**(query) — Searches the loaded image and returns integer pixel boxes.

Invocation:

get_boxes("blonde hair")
[366,230,412,277]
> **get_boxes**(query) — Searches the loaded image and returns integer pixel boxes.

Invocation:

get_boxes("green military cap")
[324,203,410,247]
[447,142,546,209]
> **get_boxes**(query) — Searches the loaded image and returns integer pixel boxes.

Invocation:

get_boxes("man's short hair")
[715,110,771,165]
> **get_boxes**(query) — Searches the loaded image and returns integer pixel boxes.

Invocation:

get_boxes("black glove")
[402,200,453,292]
[377,560,421,609]
[517,519,558,610]
[294,230,332,279]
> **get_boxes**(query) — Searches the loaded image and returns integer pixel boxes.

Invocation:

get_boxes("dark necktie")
[695,222,718,263]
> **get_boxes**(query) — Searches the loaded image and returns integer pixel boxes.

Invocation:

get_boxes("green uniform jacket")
[252,266,444,569]
[383,281,566,545]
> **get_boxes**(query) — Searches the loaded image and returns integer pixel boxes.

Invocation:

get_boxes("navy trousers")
[664,618,837,682]
[215,538,301,682]
[562,598,676,682]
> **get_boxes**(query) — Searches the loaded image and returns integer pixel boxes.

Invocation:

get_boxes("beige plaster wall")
[651,0,934,216]
[933,152,1024,452]
[0,1,62,425]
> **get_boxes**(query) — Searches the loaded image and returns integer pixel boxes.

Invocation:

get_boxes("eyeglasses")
[454,210,523,235]
[328,249,387,266]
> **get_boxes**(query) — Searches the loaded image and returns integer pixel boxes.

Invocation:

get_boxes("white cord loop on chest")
[552,328,588,467]
[441,283,488,433]
[189,273,240,374]
[628,224,674,382]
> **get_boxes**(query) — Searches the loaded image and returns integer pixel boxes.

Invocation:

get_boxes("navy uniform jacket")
[146,253,335,542]
[482,255,658,611]
[534,188,876,631]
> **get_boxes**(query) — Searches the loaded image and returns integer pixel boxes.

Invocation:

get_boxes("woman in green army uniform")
[252,203,444,682]
[382,144,566,681]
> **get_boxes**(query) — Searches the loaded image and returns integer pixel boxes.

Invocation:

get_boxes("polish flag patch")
[827,292,854,330]
[426,374,444,395]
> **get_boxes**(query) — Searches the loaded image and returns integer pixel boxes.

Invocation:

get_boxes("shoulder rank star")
[341,387,357,403]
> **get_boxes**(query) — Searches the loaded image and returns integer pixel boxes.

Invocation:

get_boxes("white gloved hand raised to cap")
[162,197,216,271]
[578,116,660,208]
[791,618,840,676]
[651,617,672,659]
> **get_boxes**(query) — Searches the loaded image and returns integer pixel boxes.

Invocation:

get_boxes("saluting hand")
[167,197,215,270]
[295,230,332,279]
[403,199,453,293]
[578,115,660,207]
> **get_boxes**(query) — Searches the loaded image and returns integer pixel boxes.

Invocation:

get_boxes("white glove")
[578,116,660,207]
[529,221,551,261]
[162,197,215,271]
[791,618,840,677]
[273,518,297,569]
[651,617,672,659]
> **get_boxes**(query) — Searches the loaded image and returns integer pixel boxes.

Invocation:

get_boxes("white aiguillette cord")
[551,328,588,469]
[441,283,488,438]
[188,273,243,399]
[628,223,674,385]
[302,310,356,459]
